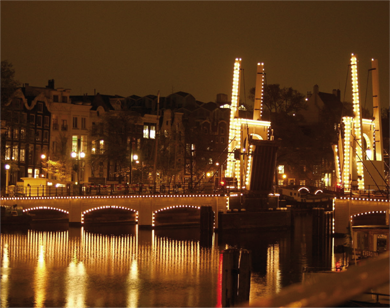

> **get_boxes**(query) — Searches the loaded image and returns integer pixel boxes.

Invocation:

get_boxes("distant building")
[1,82,53,189]
[301,84,344,125]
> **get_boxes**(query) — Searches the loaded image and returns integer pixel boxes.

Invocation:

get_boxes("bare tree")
[89,110,142,183]
[42,133,72,182]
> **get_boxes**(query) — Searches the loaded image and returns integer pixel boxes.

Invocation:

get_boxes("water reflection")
[1,244,9,308]
[34,242,47,307]
[0,212,333,307]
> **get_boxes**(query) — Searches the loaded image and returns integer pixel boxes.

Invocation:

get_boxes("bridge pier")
[69,199,82,227]
[138,199,153,229]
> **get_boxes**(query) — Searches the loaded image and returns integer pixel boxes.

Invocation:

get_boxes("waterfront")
[1,211,336,307]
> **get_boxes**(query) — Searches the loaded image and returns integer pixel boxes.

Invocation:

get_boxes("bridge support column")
[138,200,153,229]
[334,199,354,235]
[68,199,82,227]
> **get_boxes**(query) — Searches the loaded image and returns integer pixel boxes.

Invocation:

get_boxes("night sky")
[2,1,389,111]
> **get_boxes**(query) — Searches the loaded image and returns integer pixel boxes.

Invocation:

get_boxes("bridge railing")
[6,182,224,197]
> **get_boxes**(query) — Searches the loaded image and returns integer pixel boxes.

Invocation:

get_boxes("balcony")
[61,124,68,131]
[53,123,59,130]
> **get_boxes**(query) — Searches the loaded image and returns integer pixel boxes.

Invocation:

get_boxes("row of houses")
[4,76,383,195]
[1,80,231,193]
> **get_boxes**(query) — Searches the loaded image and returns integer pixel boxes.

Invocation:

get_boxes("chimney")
[47,79,55,89]
[313,84,319,95]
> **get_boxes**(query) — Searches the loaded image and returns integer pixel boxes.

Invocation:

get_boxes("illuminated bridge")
[333,196,389,235]
[1,194,228,228]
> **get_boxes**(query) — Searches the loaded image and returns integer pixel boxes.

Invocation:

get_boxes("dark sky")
[2,1,389,111]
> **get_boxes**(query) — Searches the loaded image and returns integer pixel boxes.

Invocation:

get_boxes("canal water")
[1,211,338,307]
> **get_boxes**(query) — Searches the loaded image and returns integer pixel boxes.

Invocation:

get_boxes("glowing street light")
[5,164,10,195]
[130,154,139,184]
[70,151,86,185]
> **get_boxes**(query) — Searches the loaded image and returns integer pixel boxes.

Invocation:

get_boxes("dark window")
[43,131,49,142]
[61,120,68,131]
[21,113,27,124]
[29,114,35,124]
[53,95,58,102]
[37,102,43,112]
[62,96,68,103]
[81,118,86,129]
[20,128,26,140]
[73,117,78,129]
[44,116,49,128]
[37,115,42,127]
[35,130,42,142]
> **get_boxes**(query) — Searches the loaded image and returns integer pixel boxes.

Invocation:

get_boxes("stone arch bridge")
[334,197,389,234]
[1,194,228,228]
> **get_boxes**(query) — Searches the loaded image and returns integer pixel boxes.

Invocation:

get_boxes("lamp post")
[216,162,223,191]
[40,154,48,178]
[71,151,85,185]
[130,154,139,185]
[5,164,10,196]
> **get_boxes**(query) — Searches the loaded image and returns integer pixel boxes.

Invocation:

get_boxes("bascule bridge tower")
[225,58,277,194]
[333,54,387,193]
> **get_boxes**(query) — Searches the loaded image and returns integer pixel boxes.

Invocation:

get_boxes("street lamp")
[40,154,48,178]
[5,164,10,195]
[130,154,139,185]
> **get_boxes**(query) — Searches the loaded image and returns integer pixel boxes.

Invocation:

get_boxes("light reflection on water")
[1,213,333,307]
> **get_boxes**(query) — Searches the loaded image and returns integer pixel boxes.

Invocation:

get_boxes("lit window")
[278,180,284,186]
[150,126,156,139]
[81,135,87,153]
[209,158,213,165]
[13,128,19,140]
[20,148,25,162]
[20,128,26,140]
[100,140,104,154]
[12,145,19,161]
[300,180,305,186]
[278,165,284,174]
[91,140,96,154]
[72,136,78,152]
[143,125,149,139]
[5,144,11,160]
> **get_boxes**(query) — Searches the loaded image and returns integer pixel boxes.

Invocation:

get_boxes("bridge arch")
[22,206,69,214]
[351,210,387,226]
[250,133,263,140]
[362,133,372,160]
[298,187,310,193]
[152,205,201,227]
[82,205,138,224]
